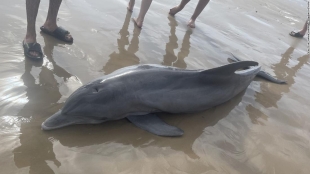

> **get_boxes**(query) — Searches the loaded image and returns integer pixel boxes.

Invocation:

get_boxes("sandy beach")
[0,0,309,173]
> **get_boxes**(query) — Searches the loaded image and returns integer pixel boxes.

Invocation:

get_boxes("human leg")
[24,0,41,57]
[41,0,73,42]
[133,0,152,28]
[299,20,309,36]
[290,20,309,38]
[128,0,135,11]
[169,0,190,16]
[188,0,210,28]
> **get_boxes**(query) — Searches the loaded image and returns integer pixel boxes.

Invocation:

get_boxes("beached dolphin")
[41,61,285,136]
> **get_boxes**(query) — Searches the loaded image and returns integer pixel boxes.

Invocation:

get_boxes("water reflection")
[13,36,74,174]
[162,16,192,68]
[247,104,268,125]
[247,46,309,125]
[255,47,309,108]
[103,11,141,74]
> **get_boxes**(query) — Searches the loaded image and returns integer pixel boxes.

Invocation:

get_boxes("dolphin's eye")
[93,87,99,93]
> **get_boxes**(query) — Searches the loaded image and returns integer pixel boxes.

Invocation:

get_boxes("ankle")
[189,17,196,22]
[43,20,58,31]
[136,17,143,23]
[178,5,185,10]
[299,30,307,35]
[25,33,37,43]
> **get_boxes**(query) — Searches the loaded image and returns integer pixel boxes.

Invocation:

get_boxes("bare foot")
[127,1,134,12]
[133,18,143,28]
[187,19,195,28]
[43,22,73,41]
[24,35,39,57]
[169,6,182,16]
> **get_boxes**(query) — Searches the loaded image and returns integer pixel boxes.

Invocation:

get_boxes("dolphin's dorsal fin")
[127,114,184,137]
[201,61,258,75]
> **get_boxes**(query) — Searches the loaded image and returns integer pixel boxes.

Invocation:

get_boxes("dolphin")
[41,61,285,136]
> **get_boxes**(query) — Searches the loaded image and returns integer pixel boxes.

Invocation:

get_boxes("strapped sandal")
[40,26,73,43]
[289,31,304,38]
[23,41,44,60]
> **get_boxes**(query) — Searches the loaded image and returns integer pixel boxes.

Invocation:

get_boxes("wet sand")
[0,0,309,173]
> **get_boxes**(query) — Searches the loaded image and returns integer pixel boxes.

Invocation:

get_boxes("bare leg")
[188,0,210,28]
[169,0,190,16]
[128,0,135,12]
[299,20,308,36]
[43,0,72,41]
[133,0,152,28]
[24,0,41,57]
[290,20,309,37]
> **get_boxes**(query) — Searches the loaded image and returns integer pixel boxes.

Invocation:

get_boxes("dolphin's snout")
[41,110,74,131]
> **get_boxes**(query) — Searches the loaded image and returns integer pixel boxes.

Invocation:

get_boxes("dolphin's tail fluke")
[227,53,286,84]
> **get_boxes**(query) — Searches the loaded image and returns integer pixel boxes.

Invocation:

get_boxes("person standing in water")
[289,20,309,38]
[127,0,153,28]
[23,0,73,60]
[169,0,211,28]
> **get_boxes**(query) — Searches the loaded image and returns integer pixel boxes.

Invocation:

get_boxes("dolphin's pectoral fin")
[127,114,184,137]
[257,71,287,84]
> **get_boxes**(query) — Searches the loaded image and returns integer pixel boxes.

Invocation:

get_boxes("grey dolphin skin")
[42,61,285,136]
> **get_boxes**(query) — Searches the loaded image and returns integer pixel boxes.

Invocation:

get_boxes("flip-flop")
[23,41,43,60]
[40,26,73,43]
[289,31,304,38]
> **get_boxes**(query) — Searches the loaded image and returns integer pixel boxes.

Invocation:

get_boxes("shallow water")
[0,0,309,173]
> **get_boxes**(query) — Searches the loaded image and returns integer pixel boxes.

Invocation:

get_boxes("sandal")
[23,41,44,60]
[289,31,304,38]
[40,26,73,43]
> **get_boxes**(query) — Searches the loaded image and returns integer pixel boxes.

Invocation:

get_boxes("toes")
[169,6,181,16]
[187,23,195,28]
[188,24,194,28]
[30,51,39,57]
[187,20,195,28]
[289,31,296,36]
[169,8,177,15]
[65,34,72,41]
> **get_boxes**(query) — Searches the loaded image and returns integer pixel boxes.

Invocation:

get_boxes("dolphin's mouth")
[41,110,76,131]
[235,65,261,75]
[41,111,108,130]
